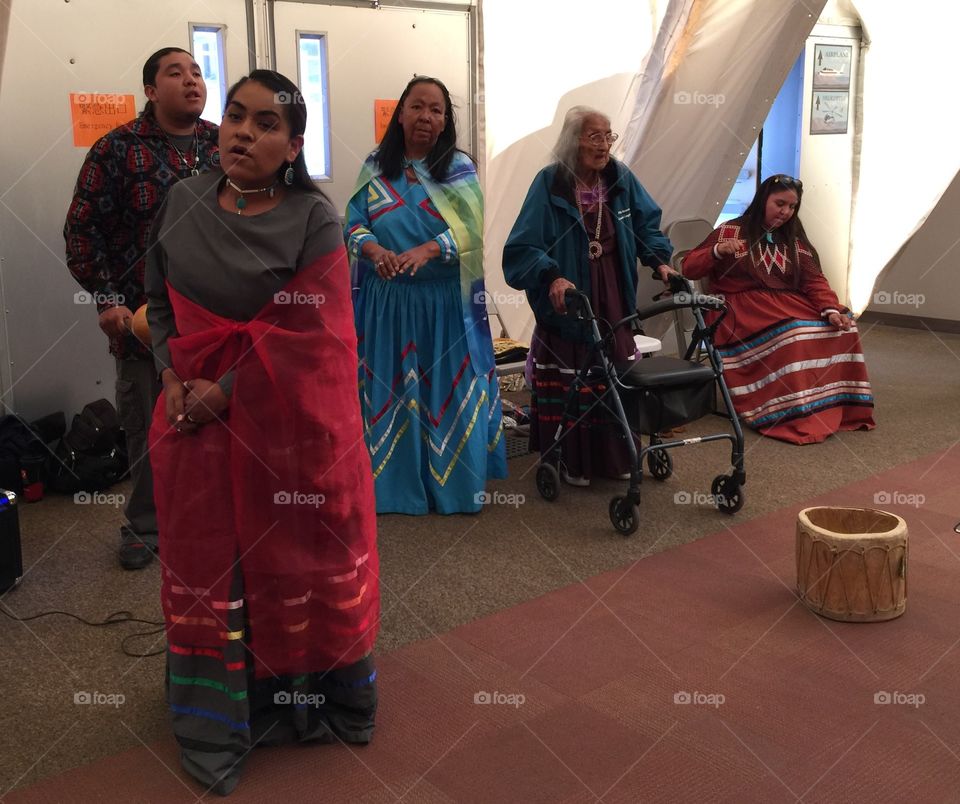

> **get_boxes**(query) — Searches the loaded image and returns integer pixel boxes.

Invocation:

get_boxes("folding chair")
[664,217,716,359]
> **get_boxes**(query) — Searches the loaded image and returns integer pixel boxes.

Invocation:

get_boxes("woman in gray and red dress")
[146,70,378,796]
[503,106,674,486]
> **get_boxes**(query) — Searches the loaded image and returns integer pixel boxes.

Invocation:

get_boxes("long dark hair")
[142,47,192,116]
[376,76,462,181]
[224,70,318,194]
[741,174,821,280]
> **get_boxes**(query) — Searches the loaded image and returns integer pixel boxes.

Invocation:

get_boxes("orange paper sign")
[374,99,398,144]
[70,92,138,147]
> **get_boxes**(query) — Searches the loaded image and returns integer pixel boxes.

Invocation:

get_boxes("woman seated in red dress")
[682,175,875,444]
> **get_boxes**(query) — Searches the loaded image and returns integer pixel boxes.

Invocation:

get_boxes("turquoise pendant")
[765,231,774,243]
[236,196,247,214]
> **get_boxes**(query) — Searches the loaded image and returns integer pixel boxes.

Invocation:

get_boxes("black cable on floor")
[0,599,166,657]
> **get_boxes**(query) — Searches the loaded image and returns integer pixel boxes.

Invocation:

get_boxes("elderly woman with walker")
[503,106,675,487]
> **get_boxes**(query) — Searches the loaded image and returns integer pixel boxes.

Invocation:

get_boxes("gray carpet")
[1,321,957,794]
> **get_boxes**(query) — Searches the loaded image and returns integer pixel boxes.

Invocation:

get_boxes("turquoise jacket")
[503,159,673,342]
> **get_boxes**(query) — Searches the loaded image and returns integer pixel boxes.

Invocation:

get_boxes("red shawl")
[148,247,379,678]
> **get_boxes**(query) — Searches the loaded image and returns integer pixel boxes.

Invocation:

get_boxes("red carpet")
[8,447,960,802]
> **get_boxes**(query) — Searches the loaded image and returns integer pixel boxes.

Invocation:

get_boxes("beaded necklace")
[575,179,604,260]
[163,128,200,176]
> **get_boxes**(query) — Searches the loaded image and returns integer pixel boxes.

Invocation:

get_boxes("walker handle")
[563,288,593,319]
[635,291,725,321]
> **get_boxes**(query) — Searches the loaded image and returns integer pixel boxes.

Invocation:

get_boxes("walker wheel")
[536,463,561,502]
[711,474,744,515]
[609,496,640,536]
[647,449,673,481]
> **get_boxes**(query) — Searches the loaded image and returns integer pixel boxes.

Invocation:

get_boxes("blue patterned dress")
[347,160,506,514]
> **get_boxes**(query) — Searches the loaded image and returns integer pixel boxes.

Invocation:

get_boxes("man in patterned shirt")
[65,47,219,569]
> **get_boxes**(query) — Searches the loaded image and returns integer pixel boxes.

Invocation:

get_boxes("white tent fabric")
[622,0,826,223]
[621,0,825,335]
[480,0,673,343]
[847,0,960,313]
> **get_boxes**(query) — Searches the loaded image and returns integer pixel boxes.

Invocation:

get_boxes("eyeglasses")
[583,131,619,146]
[772,174,803,190]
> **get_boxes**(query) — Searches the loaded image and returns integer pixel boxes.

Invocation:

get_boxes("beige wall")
[798,24,861,303]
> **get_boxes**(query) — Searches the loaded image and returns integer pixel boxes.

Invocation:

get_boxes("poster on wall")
[812,44,852,90]
[69,92,137,147]
[810,90,849,135]
[374,100,398,143]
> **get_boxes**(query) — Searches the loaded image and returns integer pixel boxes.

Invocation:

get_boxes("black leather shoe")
[118,528,154,570]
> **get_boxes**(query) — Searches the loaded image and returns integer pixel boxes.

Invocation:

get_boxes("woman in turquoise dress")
[346,76,506,514]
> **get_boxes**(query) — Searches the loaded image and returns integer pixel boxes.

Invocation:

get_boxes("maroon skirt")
[530,202,639,480]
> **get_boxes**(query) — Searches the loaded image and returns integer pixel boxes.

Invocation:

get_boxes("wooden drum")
[130,303,151,346]
[796,506,907,622]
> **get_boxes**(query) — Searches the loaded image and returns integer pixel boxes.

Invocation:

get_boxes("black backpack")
[47,400,128,493]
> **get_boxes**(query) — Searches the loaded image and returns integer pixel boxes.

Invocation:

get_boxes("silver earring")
[283,163,294,185]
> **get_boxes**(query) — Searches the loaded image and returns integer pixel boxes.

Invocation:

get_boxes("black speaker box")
[0,490,22,593]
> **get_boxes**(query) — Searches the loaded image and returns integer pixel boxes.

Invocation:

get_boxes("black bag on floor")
[30,411,66,446]
[47,400,128,494]
[64,399,122,454]
[0,415,48,494]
